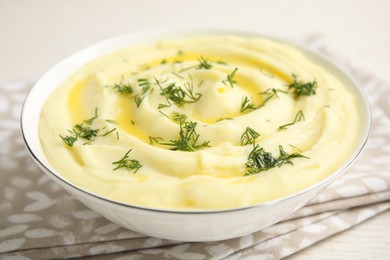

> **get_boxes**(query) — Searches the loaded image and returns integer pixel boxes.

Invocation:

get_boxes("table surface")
[1,0,389,258]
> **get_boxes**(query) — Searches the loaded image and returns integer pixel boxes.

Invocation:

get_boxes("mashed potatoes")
[39,35,359,210]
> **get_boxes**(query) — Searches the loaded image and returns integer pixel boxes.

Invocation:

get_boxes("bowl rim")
[20,28,372,215]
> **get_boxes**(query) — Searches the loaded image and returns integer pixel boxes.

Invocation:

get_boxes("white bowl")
[21,29,371,242]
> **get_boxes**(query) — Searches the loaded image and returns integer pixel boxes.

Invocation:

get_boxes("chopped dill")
[157,79,201,107]
[197,56,213,70]
[149,136,164,145]
[222,68,239,88]
[160,118,210,152]
[59,108,100,146]
[107,78,134,94]
[112,149,142,173]
[105,119,118,124]
[279,110,305,130]
[240,127,260,146]
[102,128,117,137]
[258,88,287,107]
[240,96,256,113]
[172,71,185,79]
[171,112,188,124]
[245,145,309,176]
[180,56,213,72]
[134,78,153,108]
[288,74,317,97]
[216,117,234,122]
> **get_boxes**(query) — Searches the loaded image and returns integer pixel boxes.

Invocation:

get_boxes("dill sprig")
[179,56,213,72]
[60,135,78,147]
[135,95,145,107]
[112,149,142,173]
[216,60,228,65]
[149,136,164,145]
[276,145,309,167]
[216,117,234,122]
[172,71,184,79]
[170,112,188,123]
[197,56,213,70]
[258,88,287,107]
[161,118,210,152]
[84,107,98,125]
[105,119,118,124]
[135,78,153,107]
[107,78,134,94]
[102,128,117,137]
[245,145,277,175]
[288,74,317,97]
[59,108,100,146]
[59,108,119,146]
[222,68,239,88]
[240,96,256,113]
[60,123,99,146]
[240,127,260,146]
[138,78,151,90]
[279,110,305,130]
[245,145,309,176]
[75,124,99,141]
[157,79,201,107]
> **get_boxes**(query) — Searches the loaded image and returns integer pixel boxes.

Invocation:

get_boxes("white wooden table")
[1,0,389,258]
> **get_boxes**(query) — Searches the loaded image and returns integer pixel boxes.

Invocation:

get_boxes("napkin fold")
[0,36,389,259]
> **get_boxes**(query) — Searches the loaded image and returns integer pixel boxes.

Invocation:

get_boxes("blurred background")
[1,0,389,82]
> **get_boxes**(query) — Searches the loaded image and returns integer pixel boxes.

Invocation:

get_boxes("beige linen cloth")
[1,36,390,259]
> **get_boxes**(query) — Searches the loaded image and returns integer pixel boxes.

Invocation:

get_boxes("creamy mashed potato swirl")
[39,35,359,210]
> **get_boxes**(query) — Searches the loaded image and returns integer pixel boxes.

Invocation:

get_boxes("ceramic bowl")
[21,29,371,241]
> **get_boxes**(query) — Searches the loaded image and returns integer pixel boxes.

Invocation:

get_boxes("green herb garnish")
[216,117,234,122]
[112,149,142,173]
[105,119,118,124]
[161,118,210,152]
[279,110,305,130]
[102,128,117,137]
[288,74,317,97]
[157,79,201,107]
[241,127,260,146]
[240,96,256,113]
[171,112,188,124]
[258,88,287,107]
[180,56,213,72]
[84,107,98,125]
[138,78,151,90]
[172,72,185,79]
[135,95,145,108]
[149,136,164,145]
[59,108,100,146]
[245,145,277,175]
[277,145,308,168]
[107,78,134,94]
[59,108,119,146]
[60,135,78,147]
[222,68,239,88]
[216,60,228,65]
[197,56,213,70]
[134,78,153,108]
[245,145,308,176]
[60,123,99,146]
